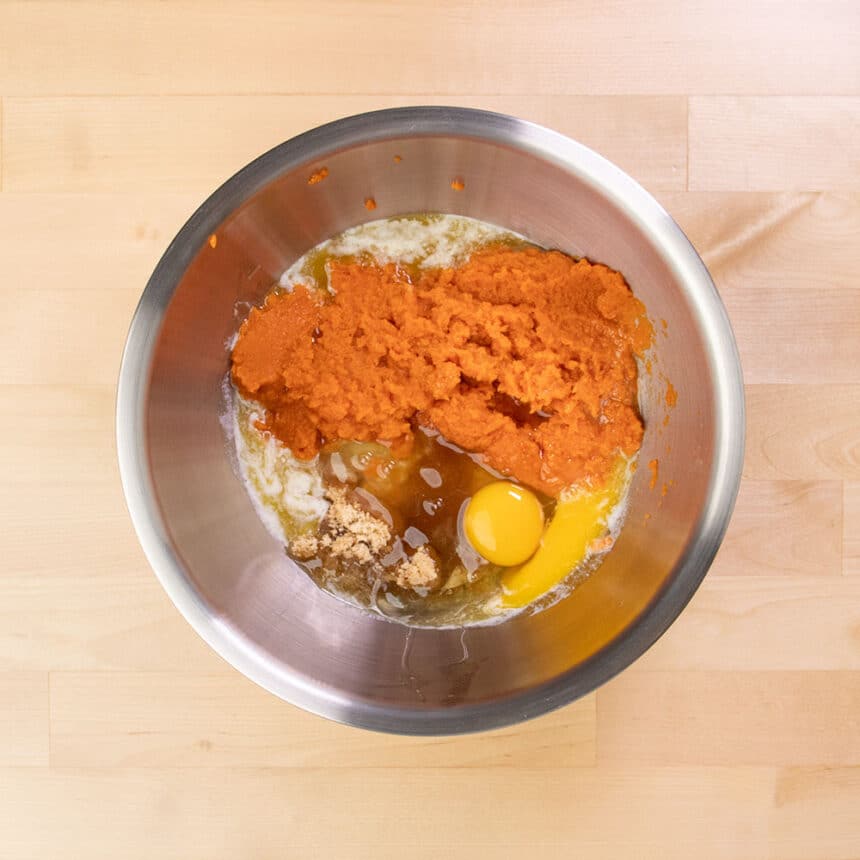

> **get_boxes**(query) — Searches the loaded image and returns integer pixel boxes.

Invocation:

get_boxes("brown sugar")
[290,490,439,592]
[289,532,319,560]
[232,246,653,496]
[391,546,438,589]
[288,490,391,562]
[324,490,390,559]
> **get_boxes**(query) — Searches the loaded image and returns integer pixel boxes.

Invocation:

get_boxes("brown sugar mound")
[289,489,440,592]
[231,246,652,496]
[295,488,392,565]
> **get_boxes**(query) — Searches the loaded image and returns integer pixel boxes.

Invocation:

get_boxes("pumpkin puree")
[231,246,652,496]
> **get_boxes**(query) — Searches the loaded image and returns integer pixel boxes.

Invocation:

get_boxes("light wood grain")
[0,573,220,672]
[0,673,48,765]
[722,288,860,384]
[2,480,140,577]
[1,94,686,193]
[689,98,860,192]
[49,672,595,768]
[0,766,777,860]
[846,483,860,575]
[598,671,860,765]
[637,576,860,671]
[745,385,860,480]
[771,767,860,860]
[0,192,197,291]
[2,1,858,97]
[710,480,842,577]
[2,1,860,856]
[0,290,139,385]
[1,385,116,486]
[660,192,860,291]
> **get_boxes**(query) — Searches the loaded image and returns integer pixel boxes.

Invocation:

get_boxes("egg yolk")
[463,481,545,567]
[500,458,629,608]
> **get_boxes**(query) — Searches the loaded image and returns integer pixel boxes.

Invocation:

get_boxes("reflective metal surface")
[117,107,744,734]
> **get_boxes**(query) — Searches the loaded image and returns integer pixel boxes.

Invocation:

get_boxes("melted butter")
[280,213,532,294]
[234,396,327,540]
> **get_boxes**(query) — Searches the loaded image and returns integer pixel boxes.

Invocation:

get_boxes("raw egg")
[463,481,545,566]
[501,458,630,608]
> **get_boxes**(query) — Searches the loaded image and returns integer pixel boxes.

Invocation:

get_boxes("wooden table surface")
[2,2,859,857]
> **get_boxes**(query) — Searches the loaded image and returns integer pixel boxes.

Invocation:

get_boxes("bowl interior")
[122,109,743,733]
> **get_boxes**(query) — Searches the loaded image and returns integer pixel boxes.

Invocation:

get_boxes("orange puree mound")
[231,246,652,495]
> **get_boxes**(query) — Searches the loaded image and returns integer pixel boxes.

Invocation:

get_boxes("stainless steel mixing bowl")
[117,106,744,734]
